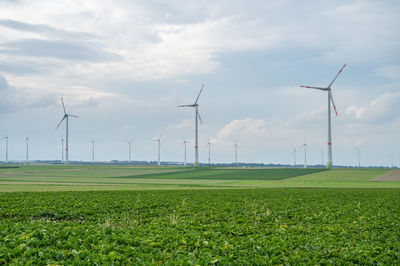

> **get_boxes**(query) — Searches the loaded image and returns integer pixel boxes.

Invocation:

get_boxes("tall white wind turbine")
[55,98,78,164]
[153,135,161,166]
[300,64,346,168]
[177,84,204,167]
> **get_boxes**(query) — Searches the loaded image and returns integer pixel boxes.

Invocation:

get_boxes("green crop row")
[1,188,399,264]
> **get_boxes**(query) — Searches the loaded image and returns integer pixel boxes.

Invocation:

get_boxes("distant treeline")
[0,160,396,169]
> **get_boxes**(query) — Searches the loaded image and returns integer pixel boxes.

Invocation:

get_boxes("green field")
[0,165,398,192]
[0,165,399,264]
[1,189,399,264]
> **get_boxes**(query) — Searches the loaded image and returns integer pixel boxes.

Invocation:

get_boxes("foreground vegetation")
[1,188,399,264]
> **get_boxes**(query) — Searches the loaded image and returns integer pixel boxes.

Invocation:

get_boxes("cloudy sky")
[0,0,399,166]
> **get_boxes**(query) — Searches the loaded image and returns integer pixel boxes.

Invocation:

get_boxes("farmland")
[0,165,398,192]
[1,189,399,264]
[0,165,399,264]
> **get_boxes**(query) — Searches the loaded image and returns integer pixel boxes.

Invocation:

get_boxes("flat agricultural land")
[0,165,399,192]
[0,165,399,264]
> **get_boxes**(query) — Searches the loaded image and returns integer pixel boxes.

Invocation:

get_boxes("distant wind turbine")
[177,84,205,167]
[390,153,394,168]
[55,98,78,164]
[153,135,161,166]
[233,142,238,165]
[290,144,297,167]
[356,147,361,168]
[3,134,8,162]
[61,134,64,162]
[317,147,324,166]
[91,138,95,162]
[25,137,29,163]
[207,139,213,166]
[126,139,133,163]
[183,139,187,167]
[300,64,346,168]
[300,139,307,168]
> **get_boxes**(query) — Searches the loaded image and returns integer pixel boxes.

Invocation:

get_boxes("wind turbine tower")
[177,84,205,167]
[4,135,8,162]
[318,147,324,166]
[207,139,212,166]
[356,147,361,168]
[300,139,307,168]
[390,153,394,168]
[25,137,29,163]
[300,64,346,168]
[291,144,297,167]
[153,136,161,166]
[61,134,64,162]
[92,139,95,162]
[183,140,187,167]
[233,142,238,166]
[126,140,133,163]
[56,98,78,164]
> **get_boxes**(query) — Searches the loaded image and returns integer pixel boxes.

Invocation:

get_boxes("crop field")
[1,189,399,264]
[0,165,398,192]
[0,165,399,264]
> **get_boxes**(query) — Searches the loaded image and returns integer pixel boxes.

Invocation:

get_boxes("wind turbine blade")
[328,64,346,88]
[61,97,66,114]
[197,109,203,125]
[68,114,79,118]
[177,104,195,107]
[329,90,338,116]
[194,84,205,104]
[55,115,66,129]
[300,85,327,91]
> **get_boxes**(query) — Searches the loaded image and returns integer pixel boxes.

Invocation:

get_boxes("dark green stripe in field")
[117,168,328,180]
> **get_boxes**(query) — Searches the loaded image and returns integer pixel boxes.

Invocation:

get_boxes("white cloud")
[0,75,55,113]
[166,119,193,131]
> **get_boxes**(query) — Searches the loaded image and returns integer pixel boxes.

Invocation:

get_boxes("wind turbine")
[317,147,324,166]
[25,137,29,163]
[233,142,238,166]
[61,134,64,162]
[290,144,297,167]
[390,153,394,168]
[177,84,204,167]
[356,146,361,168]
[300,139,307,168]
[182,139,187,167]
[3,134,8,162]
[91,138,95,162]
[55,98,78,164]
[300,64,346,168]
[207,139,213,166]
[126,139,133,163]
[153,135,161,166]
